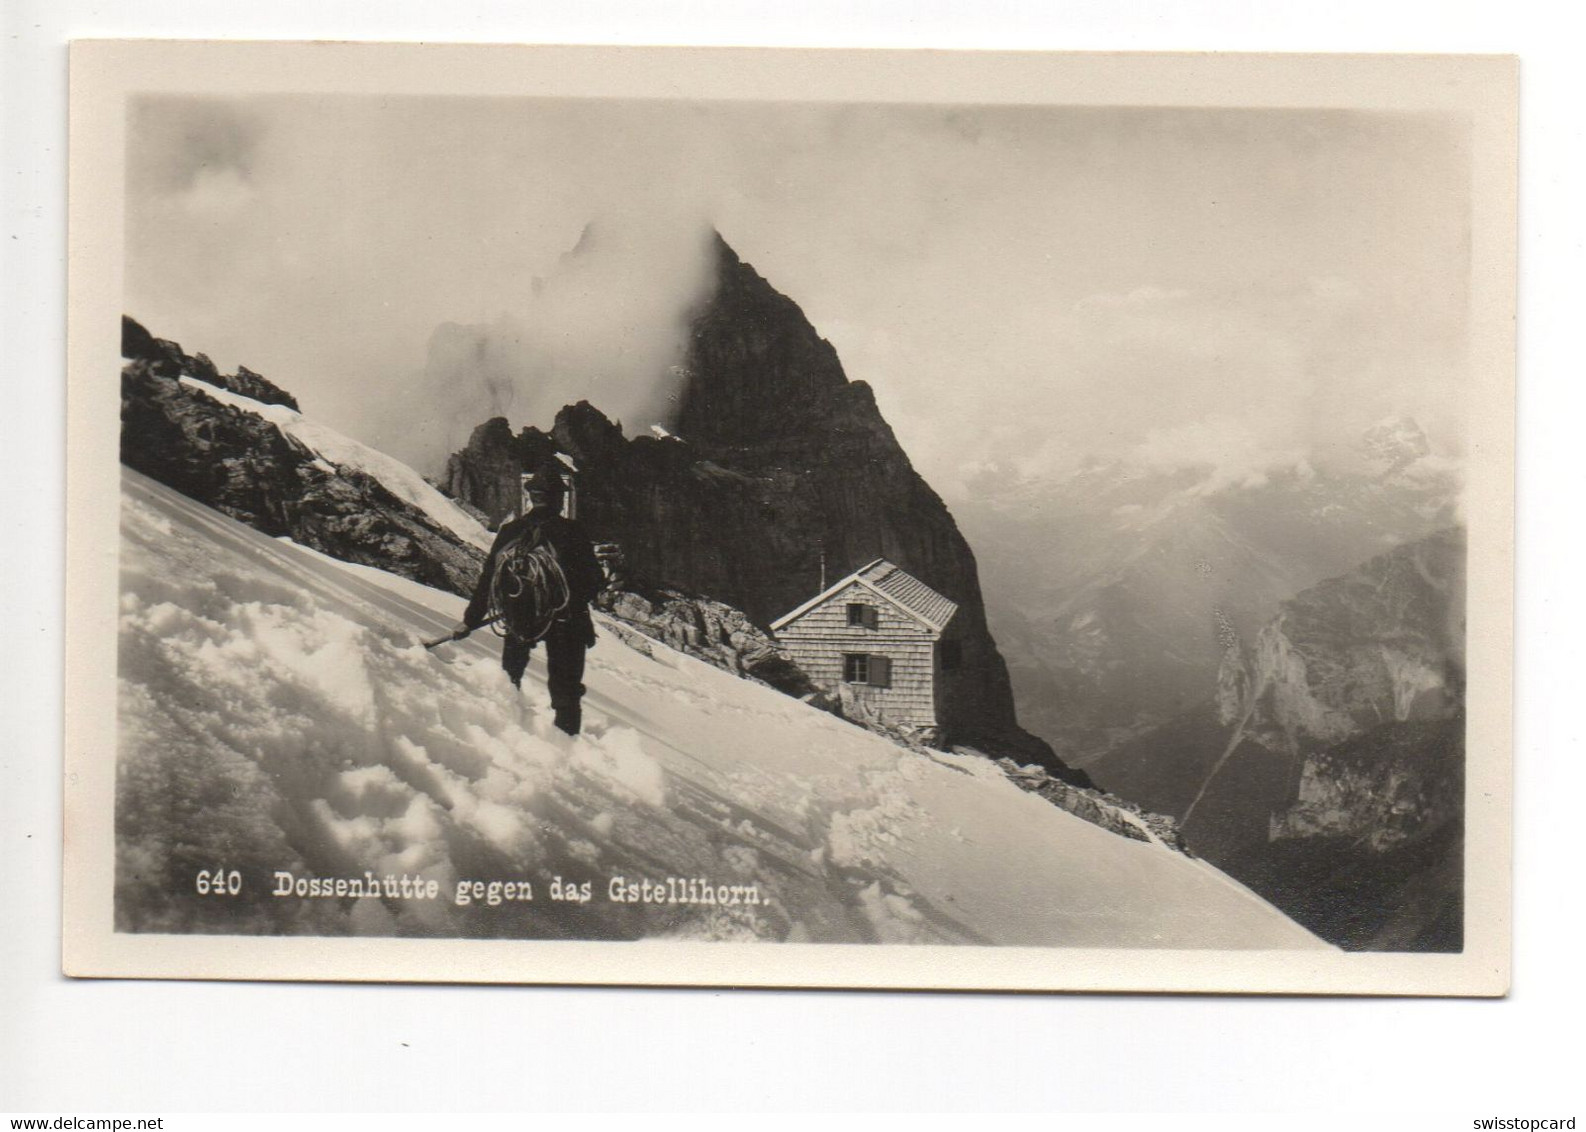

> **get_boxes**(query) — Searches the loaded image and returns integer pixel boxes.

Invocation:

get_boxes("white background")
[3,0,1581,1115]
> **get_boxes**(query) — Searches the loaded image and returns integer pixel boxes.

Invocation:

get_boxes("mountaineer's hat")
[524,465,568,497]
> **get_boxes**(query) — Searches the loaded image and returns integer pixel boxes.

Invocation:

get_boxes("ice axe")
[422,616,499,650]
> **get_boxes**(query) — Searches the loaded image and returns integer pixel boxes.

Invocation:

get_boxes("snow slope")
[116,467,1327,949]
[176,376,495,553]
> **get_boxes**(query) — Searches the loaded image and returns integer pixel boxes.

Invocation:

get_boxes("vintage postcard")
[64,42,1516,993]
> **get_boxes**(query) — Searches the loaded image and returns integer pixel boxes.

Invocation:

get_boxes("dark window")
[843,654,892,687]
[846,603,877,628]
[939,640,962,671]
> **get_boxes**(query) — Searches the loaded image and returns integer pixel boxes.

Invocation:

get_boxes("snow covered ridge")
[121,325,489,597]
[175,377,494,553]
[116,468,1328,949]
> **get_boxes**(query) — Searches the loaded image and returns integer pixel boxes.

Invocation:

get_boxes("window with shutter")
[847,603,878,629]
[842,653,870,683]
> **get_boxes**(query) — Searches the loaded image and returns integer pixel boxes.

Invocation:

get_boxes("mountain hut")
[771,559,962,738]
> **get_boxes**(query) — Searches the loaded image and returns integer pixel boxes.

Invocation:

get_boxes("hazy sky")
[126,96,1471,495]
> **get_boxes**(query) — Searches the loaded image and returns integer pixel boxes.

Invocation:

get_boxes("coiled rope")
[486,531,571,644]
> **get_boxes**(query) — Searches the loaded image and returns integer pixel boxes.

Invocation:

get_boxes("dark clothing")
[465,507,604,730]
[501,618,588,721]
[464,508,605,632]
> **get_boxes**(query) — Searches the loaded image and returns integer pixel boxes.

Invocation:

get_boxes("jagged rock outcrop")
[997,759,1189,853]
[1363,415,1433,477]
[1237,529,1464,747]
[123,315,300,410]
[1256,715,1465,951]
[121,317,483,595]
[594,581,817,699]
[1088,529,1466,950]
[442,417,527,525]
[443,233,1067,774]
[1270,717,1463,849]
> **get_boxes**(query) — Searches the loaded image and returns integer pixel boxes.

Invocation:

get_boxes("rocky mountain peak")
[551,400,628,461]
[671,232,852,449]
[441,232,1069,774]
[1361,415,1432,476]
[442,416,525,525]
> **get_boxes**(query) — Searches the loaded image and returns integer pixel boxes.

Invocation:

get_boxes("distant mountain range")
[957,443,1461,767]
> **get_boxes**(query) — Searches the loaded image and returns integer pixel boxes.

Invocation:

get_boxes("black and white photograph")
[63,42,1515,992]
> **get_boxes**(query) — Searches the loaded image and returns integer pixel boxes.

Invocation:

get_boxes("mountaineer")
[451,464,605,735]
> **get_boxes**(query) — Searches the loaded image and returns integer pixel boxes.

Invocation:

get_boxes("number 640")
[196,868,242,896]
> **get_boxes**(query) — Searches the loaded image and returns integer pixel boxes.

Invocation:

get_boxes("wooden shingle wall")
[777,581,941,729]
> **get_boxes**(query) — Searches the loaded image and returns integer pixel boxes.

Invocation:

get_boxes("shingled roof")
[771,558,959,634]
[857,560,959,632]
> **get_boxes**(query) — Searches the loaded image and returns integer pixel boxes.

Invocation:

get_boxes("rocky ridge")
[121,315,301,410]
[594,580,817,700]
[120,316,484,596]
[997,760,1189,854]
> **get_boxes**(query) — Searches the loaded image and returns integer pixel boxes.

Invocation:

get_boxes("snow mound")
[115,467,1327,949]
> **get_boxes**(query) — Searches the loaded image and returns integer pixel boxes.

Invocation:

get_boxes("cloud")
[130,97,267,198]
[400,216,719,466]
[1129,416,1310,491]
[178,165,256,218]
[121,98,1470,494]
[941,260,1470,497]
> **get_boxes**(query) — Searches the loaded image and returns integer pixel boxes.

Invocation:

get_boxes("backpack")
[486,525,571,644]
